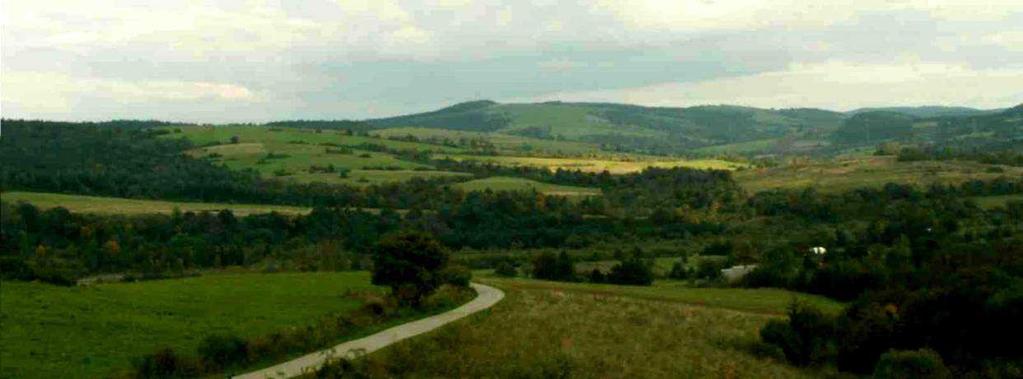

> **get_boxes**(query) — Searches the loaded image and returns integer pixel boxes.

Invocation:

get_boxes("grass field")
[499,103,667,139]
[2,191,312,216]
[0,272,384,378]
[453,177,601,196]
[340,277,841,378]
[692,138,782,155]
[438,154,745,174]
[372,127,605,155]
[736,156,1023,193]
[166,126,470,185]
[973,194,1023,209]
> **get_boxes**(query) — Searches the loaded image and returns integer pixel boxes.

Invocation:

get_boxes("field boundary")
[233,283,504,379]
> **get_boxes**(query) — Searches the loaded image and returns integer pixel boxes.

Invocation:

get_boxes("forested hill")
[365,100,846,153]
[831,104,1023,150]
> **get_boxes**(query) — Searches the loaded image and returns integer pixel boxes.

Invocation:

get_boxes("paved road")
[233,283,504,379]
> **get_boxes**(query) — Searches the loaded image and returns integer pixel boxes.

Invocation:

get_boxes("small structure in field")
[810,246,827,255]
[721,264,758,283]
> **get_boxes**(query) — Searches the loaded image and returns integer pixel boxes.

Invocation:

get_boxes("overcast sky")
[3,0,1022,122]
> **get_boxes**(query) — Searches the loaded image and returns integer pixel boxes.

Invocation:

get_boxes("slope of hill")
[847,105,998,118]
[366,101,845,154]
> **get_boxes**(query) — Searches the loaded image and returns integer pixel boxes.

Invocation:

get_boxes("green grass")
[438,154,745,174]
[371,127,604,155]
[692,138,782,155]
[2,191,312,216]
[0,272,384,378]
[340,278,840,378]
[973,194,1023,209]
[453,177,601,196]
[736,156,1023,193]
[165,126,470,185]
[498,103,666,139]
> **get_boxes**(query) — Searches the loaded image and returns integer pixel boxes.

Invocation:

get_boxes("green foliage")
[606,257,653,286]
[760,301,836,366]
[873,349,951,379]
[494,262,518,277]
[831,111,916,145]
[371,232,451,306]
[197,334,248,370]
[531,251,576,282]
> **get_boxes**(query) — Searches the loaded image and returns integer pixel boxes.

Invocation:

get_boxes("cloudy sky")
[3,0,1022,122]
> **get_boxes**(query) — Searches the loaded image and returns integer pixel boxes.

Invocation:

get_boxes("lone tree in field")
[371,231,450,307]
[229,135,240,144]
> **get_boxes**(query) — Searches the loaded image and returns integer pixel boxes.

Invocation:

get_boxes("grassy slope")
[453,177,601,196]
[2,191,312,216]
[346,277,841,378]
[166,126,468,185]
[438,154,745,174]
[497,103,666,139]
[0,272,383,378]
[736,155,1023,193]
[973,194,1023,209]
[371,127,604,155]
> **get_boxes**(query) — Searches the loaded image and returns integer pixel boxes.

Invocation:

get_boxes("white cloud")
[2,71,260,118]
[525,60,1023,110]
[590,0,1022,32]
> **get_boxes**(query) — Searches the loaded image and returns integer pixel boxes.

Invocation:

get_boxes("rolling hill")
[366,101,845,155]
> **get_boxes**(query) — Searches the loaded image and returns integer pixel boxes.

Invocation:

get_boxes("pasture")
[437,154,746,174]
[973,194,1023,209]
[0,272,384,378]
[735,155,1023,193]
[2,191,311,216]
[338,277,841,378]
[453,177,601,196]
[371,127,605,155]
[166,126,470,185]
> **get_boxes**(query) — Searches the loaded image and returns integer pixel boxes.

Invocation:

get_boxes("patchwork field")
[736,155,1023,193]
[165,126,469,186]
[0,272,384,378]
[453,177,601,196]
[438,154,745,174]
[338,277,842,378]
[371,127,605,155]
[2,191,312,216]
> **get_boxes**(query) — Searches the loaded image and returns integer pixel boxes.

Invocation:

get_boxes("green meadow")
[437,154,745,174]
[735,155,1023,193]
[453,177,601,196]
[0,272,384,378]
[2,191,312,216]
[336,277,842,378]
[371,127,605,155]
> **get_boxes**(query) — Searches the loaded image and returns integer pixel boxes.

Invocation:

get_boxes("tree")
[607,257,653,286]
[371,232,450,307]
[229,135,240,144]
[532,251,575,282]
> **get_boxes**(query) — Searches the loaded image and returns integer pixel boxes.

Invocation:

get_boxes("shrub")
[132,348,201,378]
[873,349,951,379]
[668,260,689,280]
[760,301,835,366]
[197,334,249,370]
[371,232,451,307]
[531,251,576,282]
[607,257,653,286]
[440,265,472,287]
[588,268,606,283]
[494,262,518,277]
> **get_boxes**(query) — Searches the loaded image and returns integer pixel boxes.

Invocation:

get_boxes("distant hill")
[834,105,1023,150]
[366,101,845,154]
[847,106,999,118]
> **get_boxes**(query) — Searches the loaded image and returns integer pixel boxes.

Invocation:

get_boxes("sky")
[3,0,1023,122]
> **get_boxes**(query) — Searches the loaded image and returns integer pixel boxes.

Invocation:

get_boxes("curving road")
[233,283,504,379]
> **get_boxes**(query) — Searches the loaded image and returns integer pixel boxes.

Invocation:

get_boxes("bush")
[588,268,606,283]
[494,262,518,277]
[531,251,576,282]
[607,257,653,286]
[197,334,249,369]
[668,260,689,280]
[371,232,451,307]
[760,301,835,366]
[132,348,201,378]
[873,349,951,379]
[440,265,472,287]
